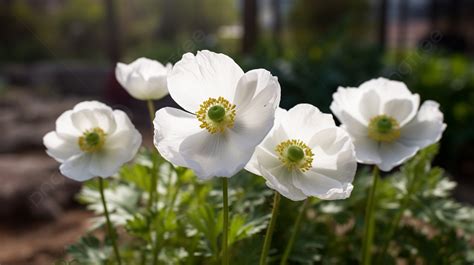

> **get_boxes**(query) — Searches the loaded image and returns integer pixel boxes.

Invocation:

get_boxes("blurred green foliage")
[1,0,105,61]
[0,0,236,62]
[288,0,372,50]
[65,144,474,264]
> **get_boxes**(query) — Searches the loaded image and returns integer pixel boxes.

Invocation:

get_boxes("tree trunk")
[448,0,460,31]
[104,0,121,63]
[158,0,177,40]
[242,0,258,54]
[397,0,408,53]
[271,0,282,45]
[429,0,439,31]
[378,0,388,52]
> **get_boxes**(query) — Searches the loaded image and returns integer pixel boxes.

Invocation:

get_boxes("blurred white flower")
[245,104,357,201]
[43,101,142,181]
[330,77,446,171]
[154,50,281,180]
[116,57,172,100]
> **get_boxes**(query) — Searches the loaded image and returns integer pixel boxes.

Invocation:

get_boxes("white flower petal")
[255,146,281,171]
[358,89,381,122]
[73,101,112,112]
[130,57,167,80]
[331,86,364,117]
[231,69,281,148]
[338,113,368,137]
[244,154,261,177]
[153,107,203,168]
[167,50,244,112]
[359,78,413,101]
[281,104,335,142]
[115,62,131,86]
[70,109,98,132]
[399,100,446,148]
[93,109,117,133]
[43,131,81,162]
[377,141,418,171]
[179,129,257,179]
[308,127,351,155]
[90,127,141,178]
[59,154,94,181]
[352,136,381,164]
[256,149,307,201]
[292,170,352,200]
[88,109,141,177]
[89,152,123,178]
[331,86,368,125]
[309,127,357,184]
[113,110,136,133]
[312,148,357,184]
[331,87,369,136]
[259,121,289,153]
[245,123,288,176]
[71,102,117,133]
[125,72,148,99]
[55,110,81,140]
[383,97,419,126]
[261,167,307,201]
[147,75,169,99]
[233,69,281,111]
[106,128,142,152]
[116,58,171,100]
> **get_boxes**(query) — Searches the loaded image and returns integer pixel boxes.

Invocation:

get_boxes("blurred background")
[1,0,473,264]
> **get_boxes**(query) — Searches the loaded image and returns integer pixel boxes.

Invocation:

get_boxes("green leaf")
[66,235,110,265]
[120,163,151,192]
[125,213,150,241]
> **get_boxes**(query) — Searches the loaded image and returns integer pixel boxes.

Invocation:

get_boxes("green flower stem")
[378,172,417,262]
[98,178,122,265]
[148,153,159,265]
[361,166,380,265]
[146,99,158,209]
[259,192,281,265]
[146,99,158,205]
[280,198,310,265]
[222,178,230,265]
[146,99,161,265]
[146,99,156,133]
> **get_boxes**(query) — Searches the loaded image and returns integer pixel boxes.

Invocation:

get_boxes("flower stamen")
[368,115,401,142]
[78,127,106,153]
[196,97,236,134]
[276,139,314,172]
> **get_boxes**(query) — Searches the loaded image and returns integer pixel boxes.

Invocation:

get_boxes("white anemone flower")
[245,104,357,201]
[330,77,446,172]
[43,101,142,181]
[154,50,281,180]
[116,57,172,100]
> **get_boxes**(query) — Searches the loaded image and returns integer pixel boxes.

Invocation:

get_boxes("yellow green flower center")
[196,97,236,134]
[276,139,314,172]
[78,127,106,153]
[368,115,401,142]
[207,105,226,122]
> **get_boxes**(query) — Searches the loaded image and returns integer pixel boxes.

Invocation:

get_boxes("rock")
[0,210,93,265]
[0,152,81,222]
[0,89,81,153]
